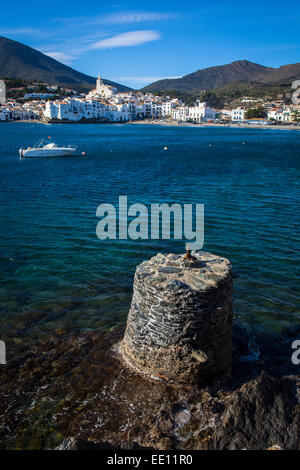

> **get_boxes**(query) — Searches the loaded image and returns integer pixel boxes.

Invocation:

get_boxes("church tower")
[0,80,6,104]
[96,74,102,93]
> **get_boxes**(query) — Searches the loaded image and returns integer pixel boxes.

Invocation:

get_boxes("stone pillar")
[121,251,233,385]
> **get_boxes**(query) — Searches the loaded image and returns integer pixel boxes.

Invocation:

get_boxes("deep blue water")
[0,122,299,354]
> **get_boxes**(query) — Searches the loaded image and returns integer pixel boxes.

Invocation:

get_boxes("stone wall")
[121,251,233,385]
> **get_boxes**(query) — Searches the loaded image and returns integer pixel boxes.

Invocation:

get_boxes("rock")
[56,437,153,450]
[0,326,299,450]
[192,350,208,363]
[202,371,300,450]
[267,444,284,450]
[158,266,182,274]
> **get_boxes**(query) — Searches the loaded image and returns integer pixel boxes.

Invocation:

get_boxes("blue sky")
[1,0,300,88]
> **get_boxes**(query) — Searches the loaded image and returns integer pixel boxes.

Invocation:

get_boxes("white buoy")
[164,146,168,150]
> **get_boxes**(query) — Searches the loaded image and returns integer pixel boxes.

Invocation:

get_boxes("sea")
[0,122,299,361]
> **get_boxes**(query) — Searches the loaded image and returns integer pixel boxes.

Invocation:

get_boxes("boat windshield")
[43,143,57,149]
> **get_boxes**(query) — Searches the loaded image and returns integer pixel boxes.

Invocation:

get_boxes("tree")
[293,110,300,122]
[245,107,266,119]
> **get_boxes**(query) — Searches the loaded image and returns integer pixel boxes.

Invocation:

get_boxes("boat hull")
[20,148,77,158]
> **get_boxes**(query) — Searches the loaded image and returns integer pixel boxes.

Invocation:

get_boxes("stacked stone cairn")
[121,251,233,385]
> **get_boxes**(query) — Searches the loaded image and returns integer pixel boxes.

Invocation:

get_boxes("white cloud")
[0,27,43,35]
[88,30,160,50]
[55,11,179,27]
[44,51,74,64]
[100,12,178,24]
[37,30,161,65]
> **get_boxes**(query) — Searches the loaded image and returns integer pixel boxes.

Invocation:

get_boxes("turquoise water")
[0,122,299,353]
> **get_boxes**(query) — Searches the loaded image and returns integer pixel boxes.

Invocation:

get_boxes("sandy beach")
[129,119,300,131]
[2,118,300,130]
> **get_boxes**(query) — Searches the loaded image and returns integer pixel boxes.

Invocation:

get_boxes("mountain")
[0,36,131,92]
[141,60,300,93]
[257,63,300,84]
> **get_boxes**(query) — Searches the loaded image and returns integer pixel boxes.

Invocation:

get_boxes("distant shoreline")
[129,119,300,131]
[3,119,300,131]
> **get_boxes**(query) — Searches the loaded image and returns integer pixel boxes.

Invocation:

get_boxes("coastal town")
[0,75,299,125]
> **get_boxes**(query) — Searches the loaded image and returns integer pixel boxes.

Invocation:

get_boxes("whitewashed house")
[44,98,129,122]
[267,108,292,122]
[161,101,172,117]
[188,102,216,122]
[172,106,189,122]
[0,108,11,120]
[151,102,162,119]
[230,108,246,121]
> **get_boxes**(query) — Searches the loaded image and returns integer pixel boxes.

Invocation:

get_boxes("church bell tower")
[96,74,102,92]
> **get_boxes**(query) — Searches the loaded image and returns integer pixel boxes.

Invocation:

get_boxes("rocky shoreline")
[0,321,299,450]
[1,252,299,450]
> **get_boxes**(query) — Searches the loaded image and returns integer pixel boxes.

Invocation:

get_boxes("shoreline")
[0,323,299,450]
[3,118,300,131]
[129,119,300,131]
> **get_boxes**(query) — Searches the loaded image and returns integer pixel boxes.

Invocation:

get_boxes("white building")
[87,74,117,100]
[161,101,172,117]
[0,102,40,121]
[172,106,189,122]
[24,92,54,100]
[231,108,246,121]
[267,108,293,122]
[43,98,129,122]
[188,102,216,122]
[42,75,223,125]
[0,108,10,120]
[151,102,162,119]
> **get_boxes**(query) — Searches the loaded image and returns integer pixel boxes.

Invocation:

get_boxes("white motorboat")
[19,139,77,158]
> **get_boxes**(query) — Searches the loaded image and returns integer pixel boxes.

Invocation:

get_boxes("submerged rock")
[0,325,299,450]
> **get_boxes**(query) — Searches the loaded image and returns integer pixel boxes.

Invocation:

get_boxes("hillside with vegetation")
[143,60,300,94]
[153,82,292,109]
[0,36,131,92]
[4,78,77,101]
